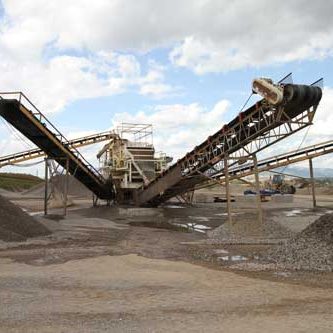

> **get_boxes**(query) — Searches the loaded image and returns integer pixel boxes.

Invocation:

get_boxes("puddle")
[187,223,210,230]
[214,212,242,216]
[118,218,212,234]
[189,216,210,222]
[129,221,190,232]
[173,222,211,233]
[213,249,229,254]
[164,205,185,209]
[285,208,333,217]
[285,209,303,217]
[29,211,44,216]
[218,255,248,262]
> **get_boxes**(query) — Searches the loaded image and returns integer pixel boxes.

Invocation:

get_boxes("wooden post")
[224,155,232,226]
[44,158,48,216]
[309,158,316,208]
[253,154,263,225]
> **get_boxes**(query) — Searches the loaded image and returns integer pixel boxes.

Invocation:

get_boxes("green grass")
[0,173,43,191]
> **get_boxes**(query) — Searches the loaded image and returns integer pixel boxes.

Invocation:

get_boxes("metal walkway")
[137,83,322,206]
[0,92,114,200]
[0,131,116,168]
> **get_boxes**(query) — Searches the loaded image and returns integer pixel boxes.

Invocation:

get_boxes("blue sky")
[0,0,332,175]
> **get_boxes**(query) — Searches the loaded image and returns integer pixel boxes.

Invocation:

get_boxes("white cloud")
[309,87,333,137]
[111,99,230,159]
[1,85,332,174]
[0,51,177,113]
[0,0,333,173]
[1,0,333,76]
[0,0,332,115]
[0,125,106,175]
[109,86,331,169]
[169,1,333,73]
[170,32,333,74]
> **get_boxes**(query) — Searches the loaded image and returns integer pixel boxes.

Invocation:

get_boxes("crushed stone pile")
[265,213,333,272]
[23,175,92,198]
[208,213,293,244]
[0,195,50,242]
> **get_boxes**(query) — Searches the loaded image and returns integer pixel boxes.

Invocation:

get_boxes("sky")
[0,0,332,176]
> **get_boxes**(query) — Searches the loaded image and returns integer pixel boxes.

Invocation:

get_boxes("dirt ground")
[0,191,333,332]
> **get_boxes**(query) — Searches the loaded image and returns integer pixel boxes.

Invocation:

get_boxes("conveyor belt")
[195,140,333,190]
[137,83,322,206]
[0,93,114,200]
[0,131,116,168]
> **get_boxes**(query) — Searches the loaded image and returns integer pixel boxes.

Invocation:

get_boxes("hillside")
[0,173,43,192]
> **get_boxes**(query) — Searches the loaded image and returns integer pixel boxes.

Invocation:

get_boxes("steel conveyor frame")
[137,83,322,206]
[0,92,114,200]
[0,131,116,168]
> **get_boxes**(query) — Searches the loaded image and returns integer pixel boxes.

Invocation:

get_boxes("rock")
[0,194,50,242]
[265,213,333,272]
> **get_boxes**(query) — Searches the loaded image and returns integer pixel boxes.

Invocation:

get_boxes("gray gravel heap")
[208,213,293,244]
[266,213,333,272]
[0,194,50,242]
[23,174,92,198]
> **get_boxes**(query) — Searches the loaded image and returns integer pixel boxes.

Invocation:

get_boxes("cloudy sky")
[0,0,332,175]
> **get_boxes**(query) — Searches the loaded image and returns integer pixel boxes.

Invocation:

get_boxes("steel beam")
[309,158,316,208]
[0,131,116,168]
[137,83,322,206]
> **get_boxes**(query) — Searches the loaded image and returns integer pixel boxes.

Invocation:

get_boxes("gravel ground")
[265,214,333,272]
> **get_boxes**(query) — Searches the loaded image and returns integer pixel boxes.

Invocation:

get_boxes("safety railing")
[0,91,106,184]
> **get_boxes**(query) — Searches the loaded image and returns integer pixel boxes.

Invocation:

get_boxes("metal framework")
[117,123,153,144]
[193,140,333,190]
[136,83,322,206]
[0,92,113,200]
[0,81,324,208]
[184,103,316,178]
[0,131,116,168]
[43,157,70,216]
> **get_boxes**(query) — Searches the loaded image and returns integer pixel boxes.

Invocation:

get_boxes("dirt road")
[0,195,332,332]
[0,254,332,332]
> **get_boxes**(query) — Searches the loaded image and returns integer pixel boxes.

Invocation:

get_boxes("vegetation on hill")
[0,173,43,191]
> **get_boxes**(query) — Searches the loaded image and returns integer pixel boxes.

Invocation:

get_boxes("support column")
[224,155,232,227]
[309,158,316,208]
[253,154,263,225]
[63,158,69,216]
[44,158,49,216]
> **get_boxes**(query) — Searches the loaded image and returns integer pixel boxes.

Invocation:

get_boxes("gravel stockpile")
[208,213,293,244]
[266,214,333,272]
[23,175,92,198]
[0,195,50,241]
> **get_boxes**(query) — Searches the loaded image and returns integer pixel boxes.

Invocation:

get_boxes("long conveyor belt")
[193,140,333,190]
[0,93,114,200]
[0,131,116,168]
[137,83,322,206]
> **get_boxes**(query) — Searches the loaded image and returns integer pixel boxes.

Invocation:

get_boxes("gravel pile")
[0,195,50,242]
[23,175,92,198]
[208,213,293,244]
[266,213,333,272]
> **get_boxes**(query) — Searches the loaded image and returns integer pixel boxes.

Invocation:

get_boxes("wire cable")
[6,160,45,167]
[0,118,34,150]
[239,92,254,113]
[280,125,311,173]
